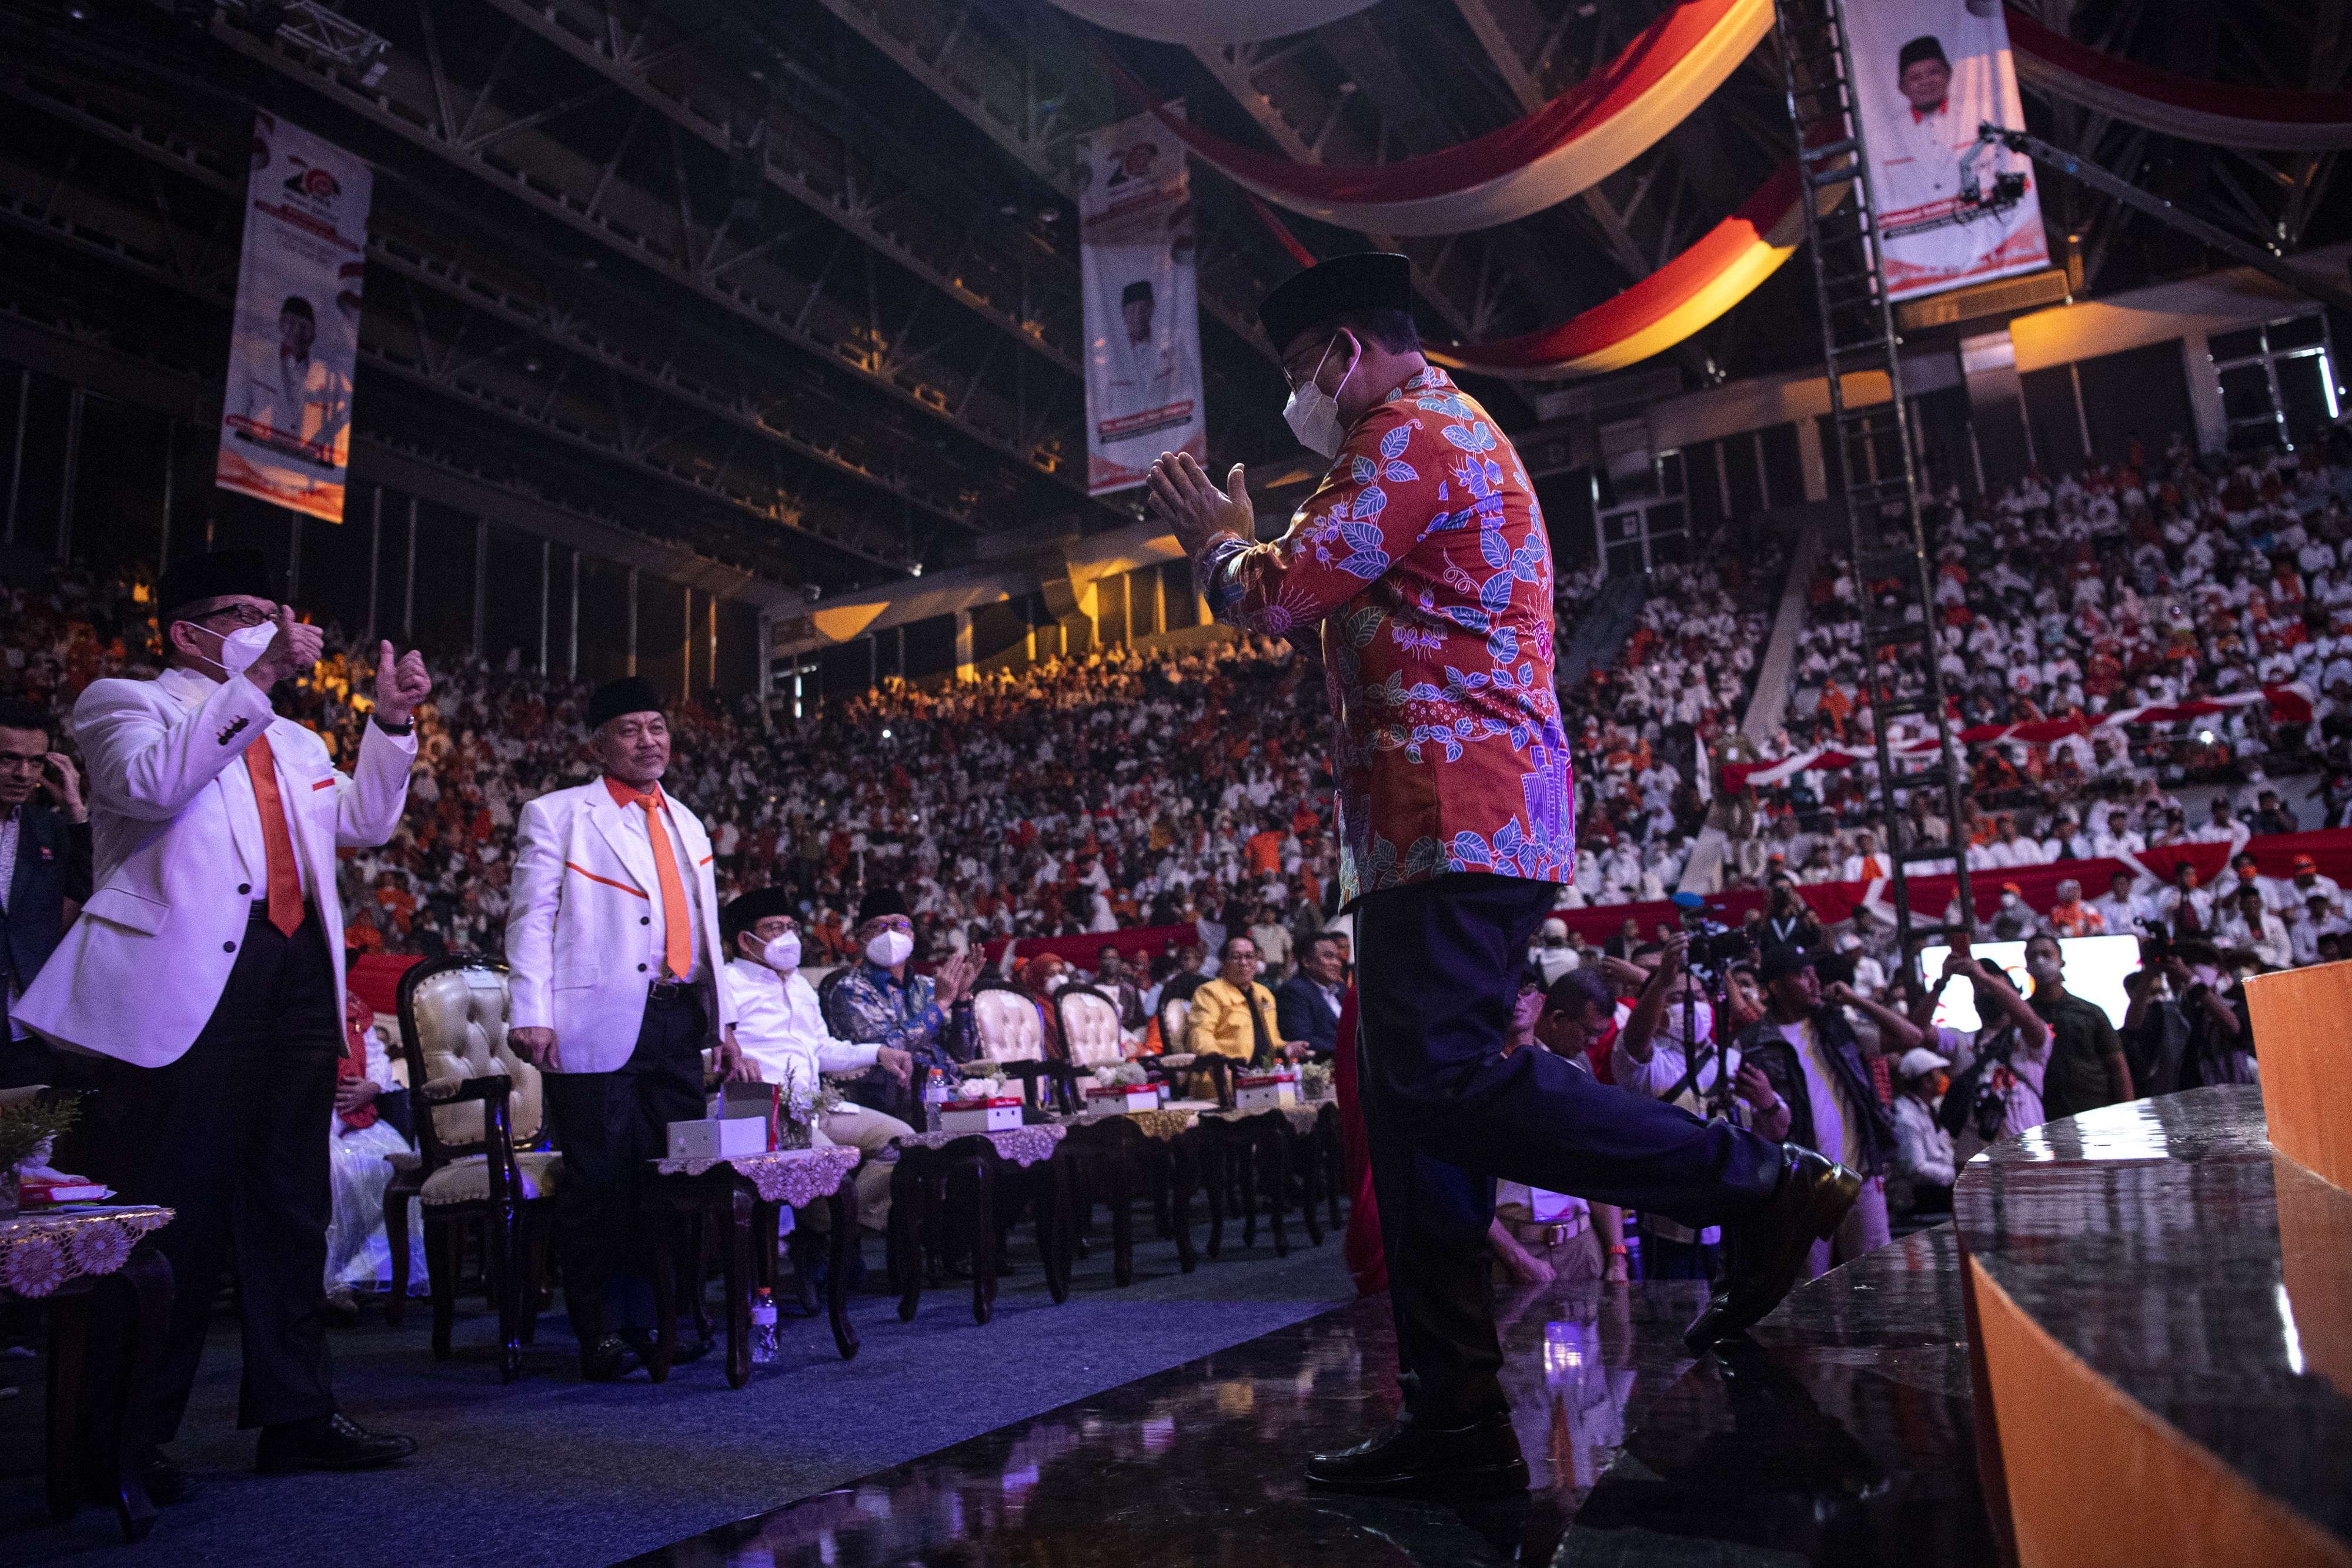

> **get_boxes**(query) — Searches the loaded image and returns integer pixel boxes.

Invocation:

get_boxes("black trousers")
[540,992,706,1345]
[1354,874,1785,1425]
[83,907,342,1440]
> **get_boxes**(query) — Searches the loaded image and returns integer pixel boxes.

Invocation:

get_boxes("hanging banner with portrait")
[1839,0,2049,301]
[1077,109,1205,496]
[215,112,372,523]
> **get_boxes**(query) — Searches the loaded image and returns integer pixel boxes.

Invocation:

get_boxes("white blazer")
[503,780,733,1074]
[17,666,416,1067]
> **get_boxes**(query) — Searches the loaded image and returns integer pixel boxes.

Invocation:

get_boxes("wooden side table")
[886,1124,1071,1324]
[1064,1106,1205,1283]
[646,1146,863,1386]
[0,1206,176,1543]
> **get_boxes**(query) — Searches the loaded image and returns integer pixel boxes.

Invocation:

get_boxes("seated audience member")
[1184,934,1295,1069]
[1091,945,1147,1031]
[1274,932,1347,1059]
[722,888,916,1238]
[2216,882,2293,969]
[2046,879,2103,937]
[2291,892,2344,966]
[2156,861,2213,935]
[1158,942,1212,1007]
[323,974,427,1321]
[1732,945,1899,1280]
[825,885,981,1121]
[1016,952,1071,1061]
[0,696,91,1088]
[1889,1046,1956,1216]
[2285,852,2342,917]
[2090,868,2157,938]
[1492,968,1629,1288]
[2023,932,2133,1119]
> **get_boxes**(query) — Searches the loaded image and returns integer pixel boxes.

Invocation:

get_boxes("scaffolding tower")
[1768,0,1975,978]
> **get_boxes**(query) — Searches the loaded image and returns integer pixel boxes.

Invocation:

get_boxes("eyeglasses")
[185,602,273,630]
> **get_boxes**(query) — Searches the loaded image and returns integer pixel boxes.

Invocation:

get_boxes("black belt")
[646,977,700,1002]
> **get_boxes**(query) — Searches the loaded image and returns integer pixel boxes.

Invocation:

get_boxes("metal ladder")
[1768,0,1974,979]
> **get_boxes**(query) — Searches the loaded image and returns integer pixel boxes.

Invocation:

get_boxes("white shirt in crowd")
[1779,1017,1861,1170]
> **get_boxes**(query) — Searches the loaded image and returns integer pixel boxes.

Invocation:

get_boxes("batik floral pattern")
[1199,367,1574,905]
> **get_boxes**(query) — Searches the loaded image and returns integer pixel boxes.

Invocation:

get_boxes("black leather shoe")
[254,1413,417,1474]
[139,1449,195,1505]
[579,1333,641,1382]
[1683,1145,1863,1352]
[1304,1412,1529,1499]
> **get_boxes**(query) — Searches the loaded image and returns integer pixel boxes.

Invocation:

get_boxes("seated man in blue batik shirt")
[823,885,980,1121]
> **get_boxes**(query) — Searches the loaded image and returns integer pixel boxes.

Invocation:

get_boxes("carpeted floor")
[0,1226,1354,1566]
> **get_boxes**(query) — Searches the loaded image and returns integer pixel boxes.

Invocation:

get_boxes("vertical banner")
[1841,0,2049,301]
[1077,109,1205,496]
[216,112,372,523]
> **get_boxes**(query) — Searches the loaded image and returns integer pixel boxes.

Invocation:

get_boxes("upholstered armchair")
[967,981,1073,1112]
[392,954,562,1383]
[1057,984,1181,1091]
[1154,993,1232,1108]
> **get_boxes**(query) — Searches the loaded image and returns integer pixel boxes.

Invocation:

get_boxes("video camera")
[1671,892,1754,972]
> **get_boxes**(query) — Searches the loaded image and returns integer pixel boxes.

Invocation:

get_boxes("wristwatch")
[371,713,415,737]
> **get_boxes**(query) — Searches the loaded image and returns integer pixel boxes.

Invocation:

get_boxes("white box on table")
[940,1096,1023,1134]
[1233,1071,1299,1111]
[667,1115,769,1159]
[1084,1085,1162,1114]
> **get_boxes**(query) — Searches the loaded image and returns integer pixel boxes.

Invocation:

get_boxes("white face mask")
[1281,335,1355,460]
[761,931,801,974]
[1662,1001,1714,1049]
[867,928,914,968]
[1044,974,1067,994]
[201,620,276,677]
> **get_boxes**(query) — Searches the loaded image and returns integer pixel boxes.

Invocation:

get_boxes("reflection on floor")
[637,1226,1996,1567]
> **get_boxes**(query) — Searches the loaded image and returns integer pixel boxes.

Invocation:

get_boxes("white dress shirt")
[722,957,880,1090]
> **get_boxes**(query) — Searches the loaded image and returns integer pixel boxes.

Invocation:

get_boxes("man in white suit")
[505,676,740,1381]
[18,549,430,1492]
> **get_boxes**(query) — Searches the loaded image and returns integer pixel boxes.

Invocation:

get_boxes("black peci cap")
[1257,252,1412,355]
[156,549,270,621]
[586,675,664,731]
[1898,35,1949,72]
[722,886,799,950]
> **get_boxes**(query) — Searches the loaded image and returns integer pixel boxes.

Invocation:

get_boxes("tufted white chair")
[968,980,1070,1112]
[1154,993,1231,1108]
[1055,986,1128,1071]
[394,955,561,1382]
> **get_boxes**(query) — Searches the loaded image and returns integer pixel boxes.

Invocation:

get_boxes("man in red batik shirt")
[1147,252,1859,1500]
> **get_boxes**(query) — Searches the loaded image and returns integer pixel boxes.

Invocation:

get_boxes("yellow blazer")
[1184,978,1288,1065]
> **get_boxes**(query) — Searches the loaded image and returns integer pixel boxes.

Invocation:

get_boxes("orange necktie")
[242,733,305,937]
[632,790,695,981]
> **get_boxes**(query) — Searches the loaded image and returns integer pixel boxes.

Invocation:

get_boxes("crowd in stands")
[1719,433,2352,895]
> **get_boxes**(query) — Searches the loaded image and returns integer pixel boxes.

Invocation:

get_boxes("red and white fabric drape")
[1720,686,2316,793]
[1100,0,1774,236]
[2006,7,2352,152]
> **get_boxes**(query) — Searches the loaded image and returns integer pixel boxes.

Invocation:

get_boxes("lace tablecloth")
[1078,1105,1204,1142]
[1202,1102,1328,1136]
[652,1145,861,1207]
[0,1205,173,1299]
[894,1123,1068,1167]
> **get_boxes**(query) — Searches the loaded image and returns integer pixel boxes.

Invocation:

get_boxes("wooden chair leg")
[890,1155,926,1323]
[953,1154,998,1325]
[724,1188,756,1388]
[825,1172,860,1360]
[383,1183,413,1327]
[425,1215,457,1360]
[487,1201,523,1383]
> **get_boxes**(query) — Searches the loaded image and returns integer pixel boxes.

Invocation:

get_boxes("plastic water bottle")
[923,1068,950,1133]
[750,1288,779,1366]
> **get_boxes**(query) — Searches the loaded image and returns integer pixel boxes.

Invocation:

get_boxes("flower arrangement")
[777,1076,818,1151]
[0,1091,81,1172]
[1087,1061,1148,1089]
[1299,1062,1335,1102]
[956,1075,1010,1104]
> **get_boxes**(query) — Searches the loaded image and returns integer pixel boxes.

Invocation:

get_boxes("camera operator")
[1732,946,1903,1279]
[1760,878,1813,949]
[1609,935,1778,1279]
[2156,941,2256,1087]
[1916,954,2054,1159]
[1486,970,1631,1288]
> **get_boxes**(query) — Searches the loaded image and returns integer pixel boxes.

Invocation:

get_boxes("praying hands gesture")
[1145,451,1254,557]
[373,639,433,728]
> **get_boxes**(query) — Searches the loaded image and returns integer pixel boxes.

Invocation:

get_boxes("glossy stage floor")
[637,1223,1997,1567]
